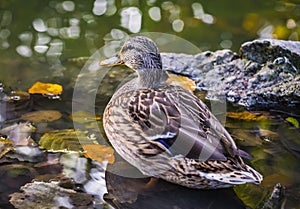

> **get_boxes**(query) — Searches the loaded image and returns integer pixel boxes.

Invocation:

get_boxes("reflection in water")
[59,153,109,204]
[105,160,246,209]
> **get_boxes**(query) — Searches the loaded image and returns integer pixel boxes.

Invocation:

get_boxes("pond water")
[0,0,300,208]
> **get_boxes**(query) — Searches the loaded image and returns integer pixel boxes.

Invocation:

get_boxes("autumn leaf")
[226,111,268,121]
[285,117,299,128]
[83,144,115,164]
[28,81,63,95]
[0,137,13,158]
[39,129,87,152]
[167,73,196,91]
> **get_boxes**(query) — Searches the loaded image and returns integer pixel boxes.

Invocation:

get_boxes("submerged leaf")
[28,81,63,95]
[39,129,88,152]
[227,111,269,121]
[285,117,299,128]
[83,144,115,164]
[167,73,196,91]
[21,110,62,123]
[70,110,101,123]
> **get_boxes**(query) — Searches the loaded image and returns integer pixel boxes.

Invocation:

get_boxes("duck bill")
[100,54,123,66]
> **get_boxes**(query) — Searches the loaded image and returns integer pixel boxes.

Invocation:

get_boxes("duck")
[100,36,262,189]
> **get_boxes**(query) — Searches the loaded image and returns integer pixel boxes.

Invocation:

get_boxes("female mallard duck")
[101,36,262,189]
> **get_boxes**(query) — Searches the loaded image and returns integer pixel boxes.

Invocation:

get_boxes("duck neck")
[137,68,168,89]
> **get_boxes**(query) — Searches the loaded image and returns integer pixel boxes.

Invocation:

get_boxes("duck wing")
[123,86,250,162]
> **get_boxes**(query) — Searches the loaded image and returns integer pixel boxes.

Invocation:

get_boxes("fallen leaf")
[83,144,115,164]
[226,111,268,121]
[39,129,88,152]
[28,81,63,95]
[285,117,299,128]
[0,137,13,158]
[167,73,196,91]
[21,110,62,123]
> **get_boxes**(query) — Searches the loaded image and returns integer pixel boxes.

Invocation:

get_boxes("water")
[0,0,300,208]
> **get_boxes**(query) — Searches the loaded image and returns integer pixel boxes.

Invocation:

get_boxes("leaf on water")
[21,110,62,123]
[0,137,13,158]
[83,144,115,164]
[167,73,196,91]
[28,81,63,95]
[285,117,299,128]
[39,129,89,152]
[226,111,268,121]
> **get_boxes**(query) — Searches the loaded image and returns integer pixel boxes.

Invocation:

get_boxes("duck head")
[101,36,168,89]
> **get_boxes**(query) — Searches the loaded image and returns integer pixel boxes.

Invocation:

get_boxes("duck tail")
[199,162,263,186]
[243,164,263,184]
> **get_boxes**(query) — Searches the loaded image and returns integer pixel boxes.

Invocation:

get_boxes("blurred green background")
[1,0,300,88]
[0,0,299,60]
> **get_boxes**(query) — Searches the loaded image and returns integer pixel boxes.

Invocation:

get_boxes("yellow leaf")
[167,73,196,91]
[286,117,299,128]
[0,137,13,158]
[83,144,115,164]
[28,81,63,95]
[39,129,87,152]
[226,111,268,121]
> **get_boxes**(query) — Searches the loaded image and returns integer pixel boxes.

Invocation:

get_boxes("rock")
[160,39,300,109]
[10,181,94,209]
[261,183,284,209]
[241,39,300,69]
